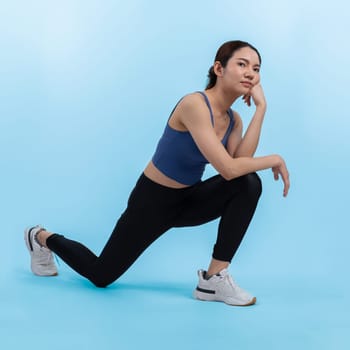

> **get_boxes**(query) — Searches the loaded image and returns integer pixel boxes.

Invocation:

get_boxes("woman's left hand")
[243,84,266,109]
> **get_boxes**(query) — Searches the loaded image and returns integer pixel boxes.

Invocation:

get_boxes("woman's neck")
[205,86,241,113]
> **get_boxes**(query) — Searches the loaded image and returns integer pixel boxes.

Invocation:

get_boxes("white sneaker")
[193,268,256,306]
[24,225,58,276]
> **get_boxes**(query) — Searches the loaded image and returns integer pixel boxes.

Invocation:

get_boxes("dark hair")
[206,40,262,89]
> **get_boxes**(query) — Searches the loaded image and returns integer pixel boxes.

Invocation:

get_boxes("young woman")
[24,40,290,307]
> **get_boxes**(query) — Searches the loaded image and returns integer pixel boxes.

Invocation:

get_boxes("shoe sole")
[32,271,58,277]
[194,290,256,306]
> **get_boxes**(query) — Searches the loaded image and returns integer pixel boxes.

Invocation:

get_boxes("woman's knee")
[236,172,262,200]
[89,271,118,288]
[92,278,110,288]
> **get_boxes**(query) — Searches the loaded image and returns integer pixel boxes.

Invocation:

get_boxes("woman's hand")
[272,156,290,197]
[243,83,266,110]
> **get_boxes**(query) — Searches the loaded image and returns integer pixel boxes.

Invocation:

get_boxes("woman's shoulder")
[176,92,206,111]
[169,92,209,129]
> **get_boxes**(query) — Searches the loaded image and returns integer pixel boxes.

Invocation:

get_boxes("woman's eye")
[238,62,245,67]
[254,68,260,73]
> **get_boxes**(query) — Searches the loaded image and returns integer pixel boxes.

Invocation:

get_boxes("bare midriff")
[143,161,190,189]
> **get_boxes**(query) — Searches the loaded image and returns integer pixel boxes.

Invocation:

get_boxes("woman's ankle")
[36,230,53,248]
[206,258,229,277]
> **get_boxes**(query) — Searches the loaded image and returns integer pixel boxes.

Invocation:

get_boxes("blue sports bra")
[152,91,235,185]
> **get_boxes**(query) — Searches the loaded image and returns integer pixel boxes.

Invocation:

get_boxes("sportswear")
[24,225,58,276]
[45,173,262,287]
[152,92,234,185]
[193,268,256,306]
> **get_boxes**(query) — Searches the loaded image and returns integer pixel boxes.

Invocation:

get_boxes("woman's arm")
[226,155,290,197]
[233,84,266,157]
[178,94,290,196]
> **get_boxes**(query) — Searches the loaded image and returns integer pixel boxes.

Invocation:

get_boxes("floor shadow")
[16,266,194,299]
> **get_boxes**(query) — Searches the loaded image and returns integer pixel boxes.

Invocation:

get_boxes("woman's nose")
[244,68,255,80]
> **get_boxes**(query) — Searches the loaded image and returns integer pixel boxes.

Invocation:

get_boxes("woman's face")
[219,47,261,94]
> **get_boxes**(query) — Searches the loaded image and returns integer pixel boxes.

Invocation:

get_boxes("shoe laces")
[220,271,244,293]
[35,246,56,266]
[226,274,239,291]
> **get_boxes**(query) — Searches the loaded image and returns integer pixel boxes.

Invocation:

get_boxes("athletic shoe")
[24,225,58,276]
[193,268,256,306]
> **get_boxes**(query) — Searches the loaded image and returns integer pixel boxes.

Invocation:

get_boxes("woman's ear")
[213,61,224,77]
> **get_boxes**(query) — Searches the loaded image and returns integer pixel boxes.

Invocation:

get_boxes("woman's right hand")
[272,155,290,197]
[243,83,266,110]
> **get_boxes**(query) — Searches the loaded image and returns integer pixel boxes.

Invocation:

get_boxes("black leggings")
[47,172,262,287]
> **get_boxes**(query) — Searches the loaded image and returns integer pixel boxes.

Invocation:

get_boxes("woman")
[24,40,290,307]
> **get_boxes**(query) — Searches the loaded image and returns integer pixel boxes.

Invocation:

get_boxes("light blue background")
[1,0,349,349]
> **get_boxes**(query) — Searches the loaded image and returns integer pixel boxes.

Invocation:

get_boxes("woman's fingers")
[272,167,290,197]
[280,168,290,197]
[243,94,251,106]
[282,171,290,197]
[245,84,266,108]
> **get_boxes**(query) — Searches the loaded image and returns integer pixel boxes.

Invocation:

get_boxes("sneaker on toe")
[24,225,58,276]
[193,268,256,306]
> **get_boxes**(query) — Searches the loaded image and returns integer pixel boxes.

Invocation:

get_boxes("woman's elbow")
[220,167,239,181]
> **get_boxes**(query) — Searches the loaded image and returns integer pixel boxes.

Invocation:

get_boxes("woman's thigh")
[89,174,191,283]
[173,173,261,227]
